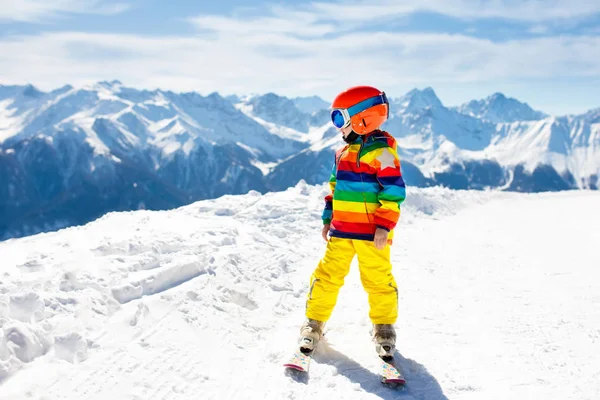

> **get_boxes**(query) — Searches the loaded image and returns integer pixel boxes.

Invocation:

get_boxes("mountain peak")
[245,92,312,132]
[53,84,73,91]
[584,107,600,123]
[406,87,438,98]
[249,92,295,109]
[93,80,124,93]
[207,91,224,99]
[455,92,547,123]
[22,84,44,98]
[205,91,233,108]
[98,79,123,87]
[257,92,287,102]
[291,95,329,115]
[421,86,437,95]
[396,87,443,113]
[225,94,241,104]
[489,92,507,102]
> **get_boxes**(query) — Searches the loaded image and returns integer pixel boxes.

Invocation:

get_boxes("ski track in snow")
[0,182,599,399]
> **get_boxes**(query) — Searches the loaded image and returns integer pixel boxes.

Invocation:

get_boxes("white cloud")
[0,29,598,102]
[0,1,598,114]
[189,9,336,38]
[529,25,550,35]
[309,0,600,22]
[0,0,130,22]
[186,1,600,42]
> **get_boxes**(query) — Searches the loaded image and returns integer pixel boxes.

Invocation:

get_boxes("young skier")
[299,85,406,359]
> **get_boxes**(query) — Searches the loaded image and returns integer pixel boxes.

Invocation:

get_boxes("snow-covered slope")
[233,93,331,142]
[236,93,316,134]
[0,183,598,399]
[1,81,301,159]
[489,116,600,189]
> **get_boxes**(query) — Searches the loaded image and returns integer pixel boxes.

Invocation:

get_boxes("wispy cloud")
[0,29,598,98]
[186,2,600,47]
[528,25,550,35]
[0,0,130,22]
[309,0,600,23]
[189,9,336,38]
[0,1,598,114]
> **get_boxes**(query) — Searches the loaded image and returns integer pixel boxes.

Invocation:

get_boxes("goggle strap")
[347,93,388,118]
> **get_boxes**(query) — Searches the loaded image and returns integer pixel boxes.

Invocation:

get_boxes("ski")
[284,349,405,388]
[283,350,312,372]
[380,356,406,387]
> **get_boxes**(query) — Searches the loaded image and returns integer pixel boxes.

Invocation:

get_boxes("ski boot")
[373,324,396,361]
[299,318,325,355]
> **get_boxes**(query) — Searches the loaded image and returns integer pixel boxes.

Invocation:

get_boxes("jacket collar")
[352,129,380,144]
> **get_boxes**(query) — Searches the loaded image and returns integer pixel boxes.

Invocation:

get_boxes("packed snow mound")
[0,182,599,399]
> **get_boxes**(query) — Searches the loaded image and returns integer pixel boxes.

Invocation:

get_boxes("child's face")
[340,124,353,138]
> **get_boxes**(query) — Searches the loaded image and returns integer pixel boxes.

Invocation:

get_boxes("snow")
[486,117,600,181]
[0,183,598,399]
[2,83,598,193]
[234,102,309,142]
[248,157,279,176]
[0,99,27,142]
[0,83,301,165]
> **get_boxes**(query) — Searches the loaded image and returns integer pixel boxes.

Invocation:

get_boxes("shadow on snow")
[312,342,448,400]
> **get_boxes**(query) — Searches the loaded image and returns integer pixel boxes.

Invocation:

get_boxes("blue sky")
[0,0,599,115]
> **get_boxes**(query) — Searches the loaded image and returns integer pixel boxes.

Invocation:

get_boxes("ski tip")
[383,377,406,384]
[285,365,310,384]
[382,377,406,388]
[283,363,307,372]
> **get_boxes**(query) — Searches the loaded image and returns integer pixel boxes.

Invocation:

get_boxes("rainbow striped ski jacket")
[322,130,406,241]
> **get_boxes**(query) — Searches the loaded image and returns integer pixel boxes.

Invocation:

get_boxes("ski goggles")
[330,92,389,129]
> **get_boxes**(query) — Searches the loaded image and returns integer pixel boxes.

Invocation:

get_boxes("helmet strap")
[342,130,359,144]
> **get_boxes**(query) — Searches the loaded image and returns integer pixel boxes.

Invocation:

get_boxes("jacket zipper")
[356,139,364,168]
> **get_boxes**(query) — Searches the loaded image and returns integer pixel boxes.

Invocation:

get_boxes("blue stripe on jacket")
[336,170,378,183]
[335,180,380,193]
[378,175,406,188]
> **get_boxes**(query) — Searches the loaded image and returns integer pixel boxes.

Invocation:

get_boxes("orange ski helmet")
[330,86,389,134]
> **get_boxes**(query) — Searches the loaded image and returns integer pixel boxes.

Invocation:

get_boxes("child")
[299,85,406,359]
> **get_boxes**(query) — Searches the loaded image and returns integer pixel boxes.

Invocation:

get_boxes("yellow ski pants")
[306,237,398,324]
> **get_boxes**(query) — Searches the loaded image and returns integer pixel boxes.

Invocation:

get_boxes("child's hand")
[322,224,331,242]
[374,228,389,249]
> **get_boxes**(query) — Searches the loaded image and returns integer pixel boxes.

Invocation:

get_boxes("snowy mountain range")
[1,81,598,240]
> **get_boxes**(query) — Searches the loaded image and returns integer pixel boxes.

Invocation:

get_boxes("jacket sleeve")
[373,141,406,231]
[321,153,338,225]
